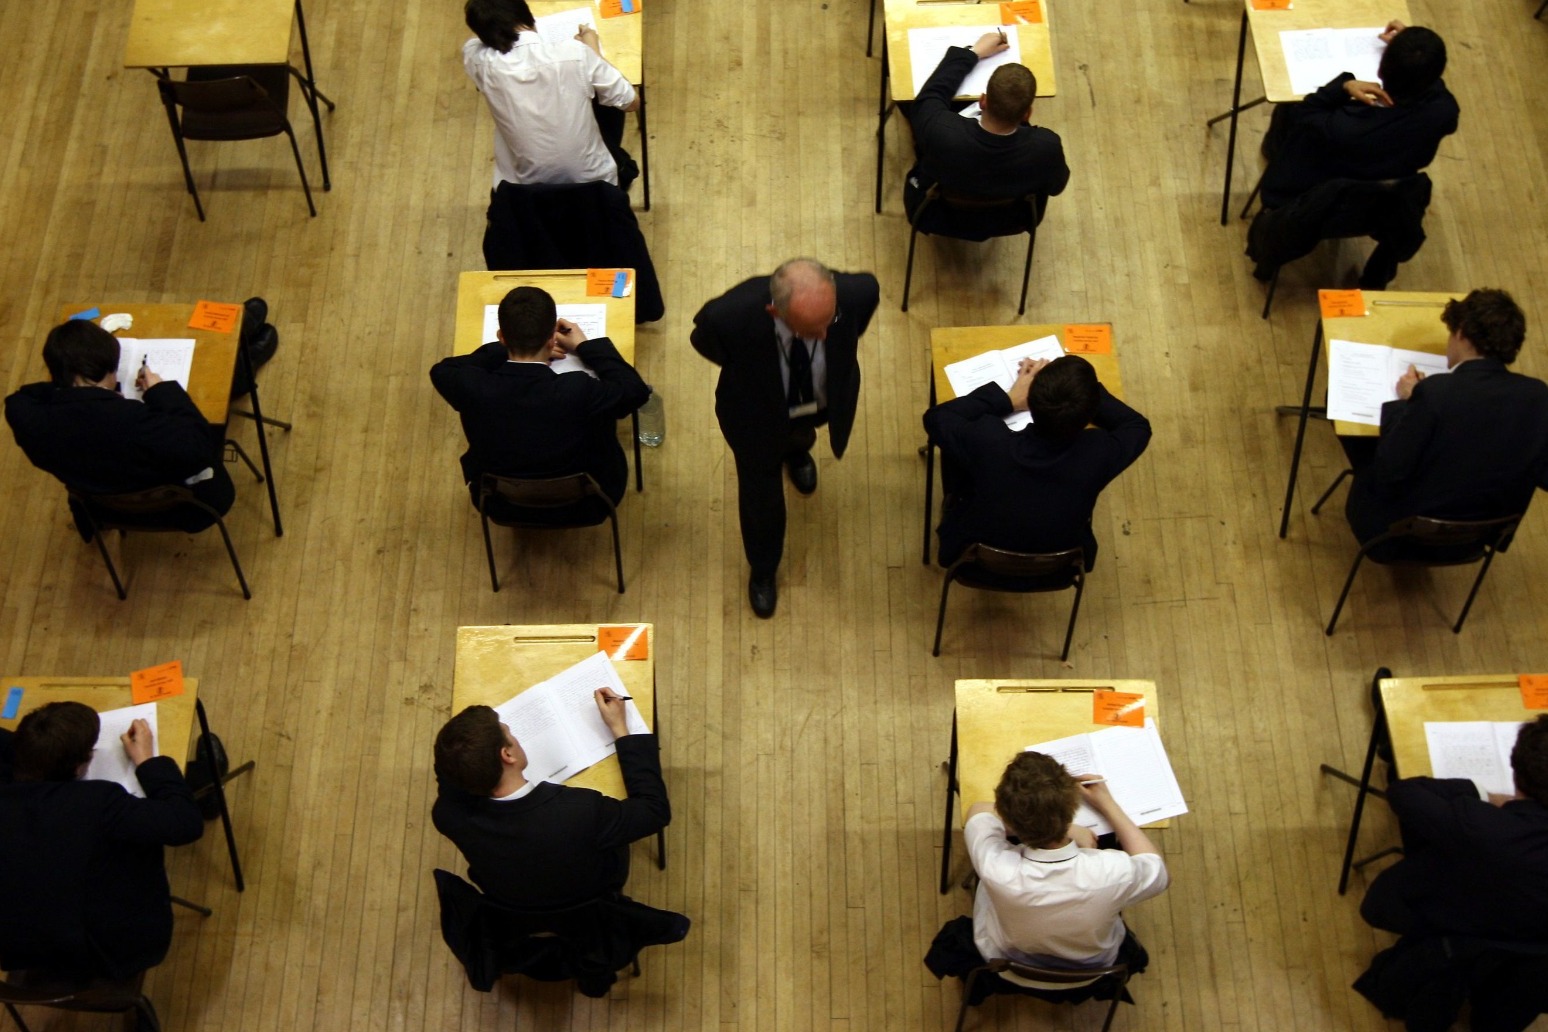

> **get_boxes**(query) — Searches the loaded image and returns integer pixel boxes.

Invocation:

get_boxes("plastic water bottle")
[637,389,665,447]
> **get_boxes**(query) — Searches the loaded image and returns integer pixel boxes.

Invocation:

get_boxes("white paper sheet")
[908,25,1022,98]
[533,6,595,46]
[941,334,1064,432]
[1025,718,1189,835]
[1325,339,1450,425]
[114,338,196,402]
[1425,720,1524,798]
[493,651,648,785]
[1280,27,1386,97]
[480,303,604,377]
[84,702,160,798]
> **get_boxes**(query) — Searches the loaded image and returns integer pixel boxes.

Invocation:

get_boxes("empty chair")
[903,186,1045,315]
[933,544,1085,659]
[477,473,624,594]
[69,485,250,600]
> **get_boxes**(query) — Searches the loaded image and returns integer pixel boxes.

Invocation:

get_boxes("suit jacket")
[0,734,204,979]
[690,272,880,465]
[1360,777,1548,942]
[431,734,670,909]
[905,47,1070,217]
[1262,73,1459,209]
[924,382,1151,566]
[429,338,649,505]
[1346,359,1548,542]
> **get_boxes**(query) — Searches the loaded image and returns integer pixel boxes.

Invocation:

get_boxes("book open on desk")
[1279,27,1385,97]
[907,25,1022,98]
[1425,720,1525,798]
[114,339,196,402]
[533,6,596,45]
[942,334,1064,431]
[481,303,607,377]
[493,651,649,785]
[1326,338,1449,426]
[1025,718,1188,835]
[84,701,160,798]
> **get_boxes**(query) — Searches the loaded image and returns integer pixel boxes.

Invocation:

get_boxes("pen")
[1080,778,1106,785]
[997,27,1006,44]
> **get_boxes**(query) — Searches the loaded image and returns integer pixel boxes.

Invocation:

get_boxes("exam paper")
[533,6,595,46]
[1326,339,1449,425]
[1025,718,1188,835]
[493,651,649,785]
[84,702,160,798]
[115,339,196,402]
[479,303,607,377]
[908,25,1022,98]
[942,334,1064,432]
[1425,720,1524,798]
[1280,27,1386,97]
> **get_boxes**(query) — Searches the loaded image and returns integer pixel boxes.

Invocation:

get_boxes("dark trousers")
[732,415,824,578]
[592,103,638,194]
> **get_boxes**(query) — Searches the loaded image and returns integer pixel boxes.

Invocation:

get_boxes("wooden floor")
[4,0,1548,1029]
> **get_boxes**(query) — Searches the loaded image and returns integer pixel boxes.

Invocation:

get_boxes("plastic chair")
[157,65,330,220]
[69,485,250,600]
[903,187,1046,315]
[955,958,1131,1032]
[1312,469,1521,636]
[0,969,160,1032]
[933,544,1085,659]
[477,473,624,594]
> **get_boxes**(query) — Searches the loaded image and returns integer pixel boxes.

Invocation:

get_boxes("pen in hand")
[1079,778,1106,786]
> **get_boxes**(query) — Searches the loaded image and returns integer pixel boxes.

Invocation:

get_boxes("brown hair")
[994,751,1080,847]
[13,701,100,782]
[434,705,507,796]
[1512,714,1548,806]
[1441,289,1526,364]
[984,64,1036,124]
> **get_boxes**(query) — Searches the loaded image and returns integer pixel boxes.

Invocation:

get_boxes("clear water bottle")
[637,388,665,447]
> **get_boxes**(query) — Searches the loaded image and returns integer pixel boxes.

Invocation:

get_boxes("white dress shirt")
[773,317,828,417]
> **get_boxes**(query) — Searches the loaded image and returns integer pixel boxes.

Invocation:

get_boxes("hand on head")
[121,717,155,766]
[1006,357,1048,412]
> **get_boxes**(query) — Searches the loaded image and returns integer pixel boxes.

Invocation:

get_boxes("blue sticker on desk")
[621,0,634,11]
[2,686,22,719]
[69,307,100,322]
[612,271,630,298]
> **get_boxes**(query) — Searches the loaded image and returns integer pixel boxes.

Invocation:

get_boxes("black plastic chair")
[903,186,1046,315]
[1,969,160,1032]
[955,958,1131,1032]
[157,65,330,220]
[477,473,624,594]
[934,544,1085,659]
[69,485,250,600]
[1312,469,1520,636]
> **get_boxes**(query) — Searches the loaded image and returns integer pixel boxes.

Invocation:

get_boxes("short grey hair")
[770,258,835,313]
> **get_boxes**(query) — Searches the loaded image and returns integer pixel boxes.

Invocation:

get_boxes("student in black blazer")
[431,693,670,908]
[1345,289,1548,543]
[691,259,880,617]
[924,355,1151,568]
[0,702,203,979]
[430,285,649,523]
[4,319,235,533]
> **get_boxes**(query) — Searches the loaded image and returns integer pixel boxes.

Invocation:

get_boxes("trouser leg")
[592,102,638,192]
[734,449,787,579]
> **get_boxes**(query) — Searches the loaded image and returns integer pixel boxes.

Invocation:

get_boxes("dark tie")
[787,336,814,409]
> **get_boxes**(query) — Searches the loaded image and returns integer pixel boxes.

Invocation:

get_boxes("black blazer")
[431,734,670,909]
[429,339,649,504]
[690,273,880,465]
[1346,359,1548,541]
[924,382,1152,566]
[0,737,204,979]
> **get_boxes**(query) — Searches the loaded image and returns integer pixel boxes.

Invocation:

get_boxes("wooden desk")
[922,323,1122,563]
[0,676,199,765]
[940,678,1163,893]
[451,624,657,801]
[875,0,1056,212]
[1381,674,1537,778]
[1278,290,1459,538]
[125,0,294,68]
[1212,0,1410,224]
[58,302,241,425]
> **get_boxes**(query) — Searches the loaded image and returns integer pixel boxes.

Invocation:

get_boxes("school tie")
[787,336,815,409]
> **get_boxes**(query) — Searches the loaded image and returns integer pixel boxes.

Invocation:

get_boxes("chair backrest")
[952,543,1084,589]
[991,956,1129,990]
[912,184,1045,241]
[69,484,218,527]
[1378,512,1522,560]
[479,472,602,512]
[159,74,273,115]
[157,69,291,141]
[0,970,149,1011]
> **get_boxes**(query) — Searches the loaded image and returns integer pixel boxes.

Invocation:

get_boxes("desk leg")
[653,680,666,870]
[637,84,650,212]
[866,0,877,58]
[240,346,284,538]
[922,376,936,565]
[1332,667,1391,895]
[196,698,254,892]
[293,0,335,111]
[939,711,959,895]
[1278,323,1322,538]
[632,411,644,492]
[875,40,891,215]
[1218,10,1248,226]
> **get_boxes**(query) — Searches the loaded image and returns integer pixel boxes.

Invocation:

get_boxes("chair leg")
[4,1002,35,1032]
[230,409,294,432]
[133,995,163,1032]
[1099,988,1124,1032]
[902,225,920,312]
[281,124,318,217]
[1017,225,1035,316]
[1261,265,1281,319]
[90,526,129,601]
[1452,547,1499,633]
[954,968,981,1032]
[1325,551,1368,636]
[225,438,265,482]
[607,510,625,594]
[1538,0,1547,18]
[290,64,332,191]
[480,512,500,592]
[210,518,252,600]
[1238,166,1265,220]
[1310,468,1353,515]
[1060,573,1085,662]
[171,894,214,915]
[932,573,954,656]
[162,99,206,222]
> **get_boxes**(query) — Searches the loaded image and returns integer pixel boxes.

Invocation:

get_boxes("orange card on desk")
[598,625,649,661]
[131,660,185,704]
[1063,324,1112,355]
[1093,691,1145,727]
[1318,289,1366,319]
[1520,675,1548,709]
[1000,0,1043,24]
[188,300,242,334]
[586,268,632,296]
[599,0,640,17]
[1251,0,1293,10]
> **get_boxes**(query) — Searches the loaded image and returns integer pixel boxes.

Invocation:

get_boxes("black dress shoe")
[786,452,818,495]
[748,575,777,618]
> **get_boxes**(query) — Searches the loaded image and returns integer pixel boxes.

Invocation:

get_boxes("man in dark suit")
[4,319,235,532]
[691,258,880,617]
[1344,289,1548,544]
[0,701,204,979]
[924,355,1151,568]
[431,691,670,908]
[430,285,649,523]
[905,32,1069,219]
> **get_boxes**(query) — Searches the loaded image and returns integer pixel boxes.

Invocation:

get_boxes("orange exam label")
[188,300,241,334]
[599,0,640,18]
[1252,0,1293,10]
[1062,324,1112,355]
[1000,0,1043,24]
[1520,675,1548,709]
[598,625,649,661]
[586,268,628,295]
[1093,691,1145,727]
[131,660,185,704]
[1318,289,1366,319]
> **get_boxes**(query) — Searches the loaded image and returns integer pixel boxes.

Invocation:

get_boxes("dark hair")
[42,320,120,388]
[984,64,1036,124]
[1379,26,1446,103]
[496,286,558,356]
[465,0,534,52]
[995,751,1081,847]
[1512,715,1548,806]
[1441,288,1526,364]
[1029,355,1101,441]
[13,701,100,782]
[434,705,507,796]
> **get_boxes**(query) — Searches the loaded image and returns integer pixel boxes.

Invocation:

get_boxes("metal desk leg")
[637,84,650,212]
[238,343,284,537]
[866,0,877,57]
[1319,667,1393,895]
[922,376,936,565]
[1218,10,1248,226]
[939,711,959,895]
[1278,323,1322,538]
[875,39,892,214]
[632,411,644,492]
[196,698,255,892]
[653,682,665,869]
[293,0,335,111]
